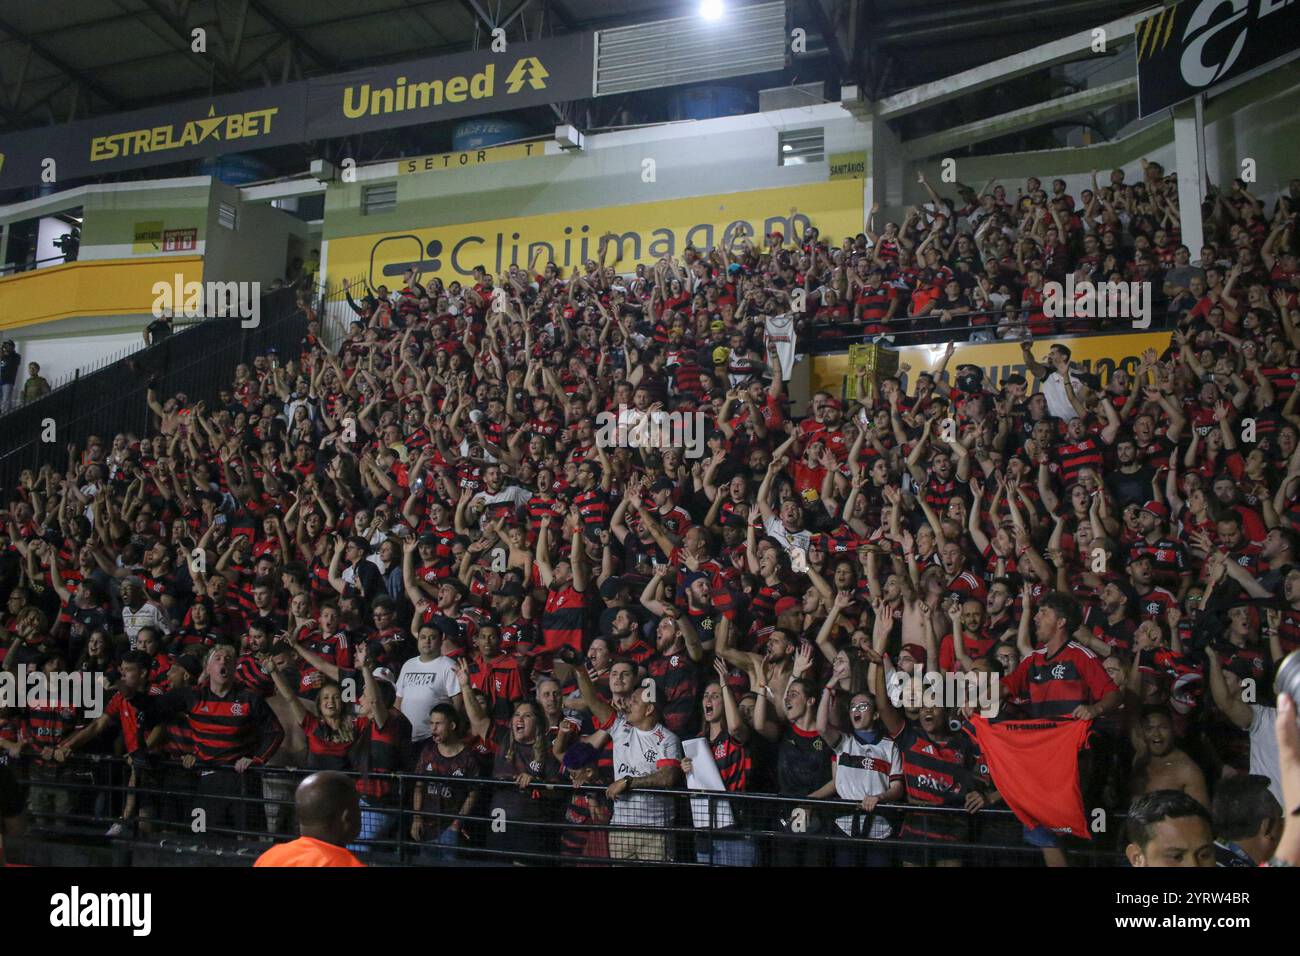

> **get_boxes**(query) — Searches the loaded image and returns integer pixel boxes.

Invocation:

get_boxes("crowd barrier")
[4,754,1127,867]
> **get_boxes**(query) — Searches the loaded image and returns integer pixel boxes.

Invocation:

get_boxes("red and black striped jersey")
[1128,537,1188,588]
[1003,641,1116,719]
[23,703,81,762]
[573,489,611,531]
[146,685,283,766]
[351,711,414,801]
[709,728,751,793]
[645,652,701,738]
[299,713,352,770]
[1054,437,1105,487]
[889,721,985,841]
[541,584,588,653]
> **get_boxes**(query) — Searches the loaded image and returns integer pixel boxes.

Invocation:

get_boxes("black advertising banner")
[0,33,593,190]
[303,33,593,140]
[1136,0,1300,117]
[0,85,307,190]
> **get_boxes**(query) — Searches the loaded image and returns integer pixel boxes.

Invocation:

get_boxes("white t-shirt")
[833,732,903,838]
[1248,704,1282,806]
[764,515,812,556]
[1041,368,1085,422]
[610,715,683,828]
[122,600,172,647]
[394,656,461,741]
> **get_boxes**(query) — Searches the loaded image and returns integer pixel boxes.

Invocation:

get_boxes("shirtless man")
[1131,708,1209,808]
[715,616,796,720]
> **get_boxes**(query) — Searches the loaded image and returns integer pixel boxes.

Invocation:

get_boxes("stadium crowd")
[1,164,1299,867]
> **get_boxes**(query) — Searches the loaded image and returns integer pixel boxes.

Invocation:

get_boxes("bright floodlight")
[700,0,725,21]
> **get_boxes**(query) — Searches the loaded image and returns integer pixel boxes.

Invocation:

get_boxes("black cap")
[174,655,202,678]
[599,577,629,600]
[650,477,675,493]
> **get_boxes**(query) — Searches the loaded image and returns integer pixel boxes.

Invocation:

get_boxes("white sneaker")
[106,822,124,837]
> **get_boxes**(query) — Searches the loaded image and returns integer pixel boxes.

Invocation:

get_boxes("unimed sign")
[1135,0,1300,117]
[0,34,592,189]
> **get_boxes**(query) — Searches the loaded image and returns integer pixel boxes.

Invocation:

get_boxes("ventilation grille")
[779,127,824,165]
[595,1,787,97]
[362,182,397,215]
[217,201,238,230]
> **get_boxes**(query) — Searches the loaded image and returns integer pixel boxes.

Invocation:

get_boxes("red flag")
[968,715,1093,838]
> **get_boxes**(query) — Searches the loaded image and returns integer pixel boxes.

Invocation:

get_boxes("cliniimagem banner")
[0,34,592,189]
[325,179,864,289]
[810,332,1174,398]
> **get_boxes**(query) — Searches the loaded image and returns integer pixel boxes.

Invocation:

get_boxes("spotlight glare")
[700,0,725,22]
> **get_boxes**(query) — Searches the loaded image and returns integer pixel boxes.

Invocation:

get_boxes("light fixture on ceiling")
[700,0,725,22]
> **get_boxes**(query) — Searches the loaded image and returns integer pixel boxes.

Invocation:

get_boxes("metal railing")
[0,286,307,494]
[4,754,1126,867]
[803,306,1173,352]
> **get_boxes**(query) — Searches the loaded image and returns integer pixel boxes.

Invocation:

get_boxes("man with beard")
[1131,708,1210,808]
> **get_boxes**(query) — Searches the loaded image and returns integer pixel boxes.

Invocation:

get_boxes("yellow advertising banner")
[324,179,864,290]
[810,331,1174,399]
[397,141,546,175]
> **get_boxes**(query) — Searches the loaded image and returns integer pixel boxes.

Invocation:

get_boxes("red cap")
[562,306,576,319]
[1142,500,1169,520]
[774,597,799,616]
[901,643,928,665]
[823,398,843,411]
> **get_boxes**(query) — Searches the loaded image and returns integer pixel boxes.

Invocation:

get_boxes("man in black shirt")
[0,340,18,413]
[144,313,174,347]
[1104,436,1156,510]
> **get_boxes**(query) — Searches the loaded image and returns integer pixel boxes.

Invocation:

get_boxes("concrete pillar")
[1172,96,1206,258]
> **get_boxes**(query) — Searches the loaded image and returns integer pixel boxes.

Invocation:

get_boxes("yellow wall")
[810,332,1174,398]
[326,179,863,290]
[0,256,205,331]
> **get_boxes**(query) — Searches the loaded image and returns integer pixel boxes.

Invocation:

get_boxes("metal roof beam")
[0,17,126,109]
[245,0,338,72]
[876,4,1155,119]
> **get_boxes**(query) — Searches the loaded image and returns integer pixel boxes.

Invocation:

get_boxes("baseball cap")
[417,533,438,548]
[649,476,676,493]
[1141,500,1169,521]
[562,741,600,771]
[174,655,202,678]
[774,596,799,616]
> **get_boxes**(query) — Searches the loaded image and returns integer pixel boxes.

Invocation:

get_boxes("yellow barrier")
[810,332,1174,398]
[0,256,205,331]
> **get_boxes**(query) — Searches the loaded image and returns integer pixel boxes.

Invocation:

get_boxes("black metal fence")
[0,287,307,495]
[4,754,1126,867]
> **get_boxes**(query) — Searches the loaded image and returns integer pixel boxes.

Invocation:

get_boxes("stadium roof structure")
[0,0,1157,192]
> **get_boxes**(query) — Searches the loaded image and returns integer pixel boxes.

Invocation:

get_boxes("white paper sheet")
[683,737,735,830]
